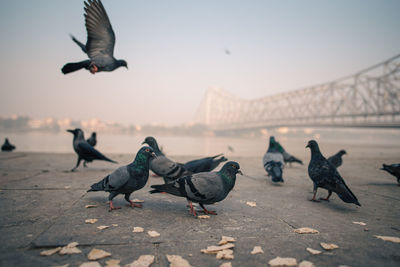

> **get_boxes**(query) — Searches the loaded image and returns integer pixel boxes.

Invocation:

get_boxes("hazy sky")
[0,0,399,125]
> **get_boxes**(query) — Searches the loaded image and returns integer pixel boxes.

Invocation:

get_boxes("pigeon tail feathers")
[62,60,90,74]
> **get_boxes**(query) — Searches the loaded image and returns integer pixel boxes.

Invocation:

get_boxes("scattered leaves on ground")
[148,230,160,237]
[64,186,71,189]
[85,219,98,224]
[59,242,82,255]
[251,246,264,255]
[85,205,97,208]
[375,235,400,243]
[79,262,101,267]
[125,255,154,267]
[268,257,297,267]
[306,248,322,255]
[220,263,232,267]
[166,254,192,267]
[294,227,319,234]
[299,260,315,267]
[112,224,118,227]
[197,215,210,219]
[40,247,61,256]
[218,236,236,245]
[246,201,257,207]
[97,225,110,230]
[51,264,69,267]
[352,221,367,226]
[132,227,144,233]
[320,243,339,250]
[201,243,235,254]
[105,259,121,267]
[216,249,234,260]
[88,248,112,260]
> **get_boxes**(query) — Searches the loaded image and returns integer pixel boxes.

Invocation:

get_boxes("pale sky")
[0,0,399,125]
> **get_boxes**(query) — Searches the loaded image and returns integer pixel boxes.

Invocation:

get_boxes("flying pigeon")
[380,163,400,185]
[275,141,303,166]
[88,146,156,211]
[327,150,347,168]
[150,161,242,216]
[306,140,360,206]
[1,138,16,152]
[86,132,97,147]
[183,154,228,173]
[263,136,284,182]
[62,0,128,74]
[142,136,190,183]
[67,128,117,171]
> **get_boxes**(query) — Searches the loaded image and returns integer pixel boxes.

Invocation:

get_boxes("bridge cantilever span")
[194,54,400,130]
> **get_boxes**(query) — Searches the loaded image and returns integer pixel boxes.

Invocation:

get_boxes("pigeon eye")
[145,149,149,152]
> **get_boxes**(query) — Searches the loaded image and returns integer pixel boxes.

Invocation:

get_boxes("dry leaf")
[268,257,297,267]
[85,219,98,224]
[133,227,144,233]
[294,227,319,234]
[216,249,234,260]
[197,215,210,219]
[251,246,264,255]
[59,242,82,255]
[201,243,235,254]
[51,264,69,267]
[299,260,315,267]
[106,259,121,267]
[40,247,61,256]
[246,201,257,207]
[218,236,236,245]
[64,186,71,189]
[85,204,97,208]
[220,263,232,267]
[306,248,322,255]
[375,235,400,243]
[79,262,101,267]
[88,248,112,260]
[320,242,339,250]
[125,255,155,267]
[97,225,110,230]
[112,224,118,227]
[148,230,160,237]
[166,254,192,267]
[132,199,145,203]
[352,221,366,226]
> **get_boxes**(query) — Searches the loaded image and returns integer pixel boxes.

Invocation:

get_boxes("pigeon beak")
[66,129,74,134]
[151,152,157,158]
[238,170,243,175]
[305,144,310,148]
[141,141,146,145]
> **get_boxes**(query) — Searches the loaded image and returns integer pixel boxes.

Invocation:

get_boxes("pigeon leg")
[108,192,121,212]
[199,203,217,215]
[89,64,98,74]
[71,157,82,172]
[320,190,332,201]
[310,185,320,202]
[125,194,142,208]
[188,201,197,217]
[83,161,88,168]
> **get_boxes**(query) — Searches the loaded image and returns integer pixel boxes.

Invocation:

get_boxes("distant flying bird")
[306,140,360,206]
[67,128,117,171]
[276,141,303,166]
[86,132,97,147]
[142,136,190,183]
[225,49,231,55]
[327,150,347,168]
[88,146,156,211]
[150,161,242,216]
[263,136,284,182]
[227,145,235,152]
[183,154,228,173]
[380,163,400,185]
[62,0,128,74]
[1,138,16,152]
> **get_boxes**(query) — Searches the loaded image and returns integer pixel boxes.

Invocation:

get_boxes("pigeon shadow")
[315,199,359,213]
[364,182,399,187]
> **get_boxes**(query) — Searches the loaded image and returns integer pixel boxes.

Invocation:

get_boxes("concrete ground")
[0,143,399,267]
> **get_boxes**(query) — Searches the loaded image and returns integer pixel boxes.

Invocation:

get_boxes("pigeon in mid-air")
[380,163,400,185]
[263,136,284,182]
[142,136,190,183]
[88,146,156,211]
[67,128,117,171]
[150,161,242,216]
[327,150,347,168]
[86,132,97,147]
[183,154,228,173]
[275,141,303,166]
[62,0,128,74]
[1,138,16,152]
[306,140,360,206]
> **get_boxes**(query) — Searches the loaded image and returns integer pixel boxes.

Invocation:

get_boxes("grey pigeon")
[62,0,128,74]
[328,150,347,168]
[142,136,190,183]
[150,161,242,216]
[380,163,400,185]
[306,140,360,206]
[263,136,284,182]
[183,154,228,173]
[67,128,117,171]
[1,138,15,152]
[88,146,156,211]
[86,132,97,147]
[276,141,303,166]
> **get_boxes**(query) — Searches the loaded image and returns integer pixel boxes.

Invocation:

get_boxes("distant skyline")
[0,0,399,125]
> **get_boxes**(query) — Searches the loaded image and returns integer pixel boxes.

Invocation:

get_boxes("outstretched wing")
[84,0,115,60]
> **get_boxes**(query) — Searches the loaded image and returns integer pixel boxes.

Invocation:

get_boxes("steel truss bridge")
[195,54,400,131]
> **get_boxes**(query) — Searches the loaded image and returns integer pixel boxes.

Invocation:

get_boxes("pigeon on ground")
[263,136,284,182]
[183,154,228,173]
[67,128,117,171]
[88,146,156,211]
[275,141,303,166]
[306,140,360,206]
[62,0,128,74]
[150,161,242,216]
[86,132,97,147]
[380,163,400,185]
[142,136,190,183]
[328,150,347,168]
[1,138,16,152]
